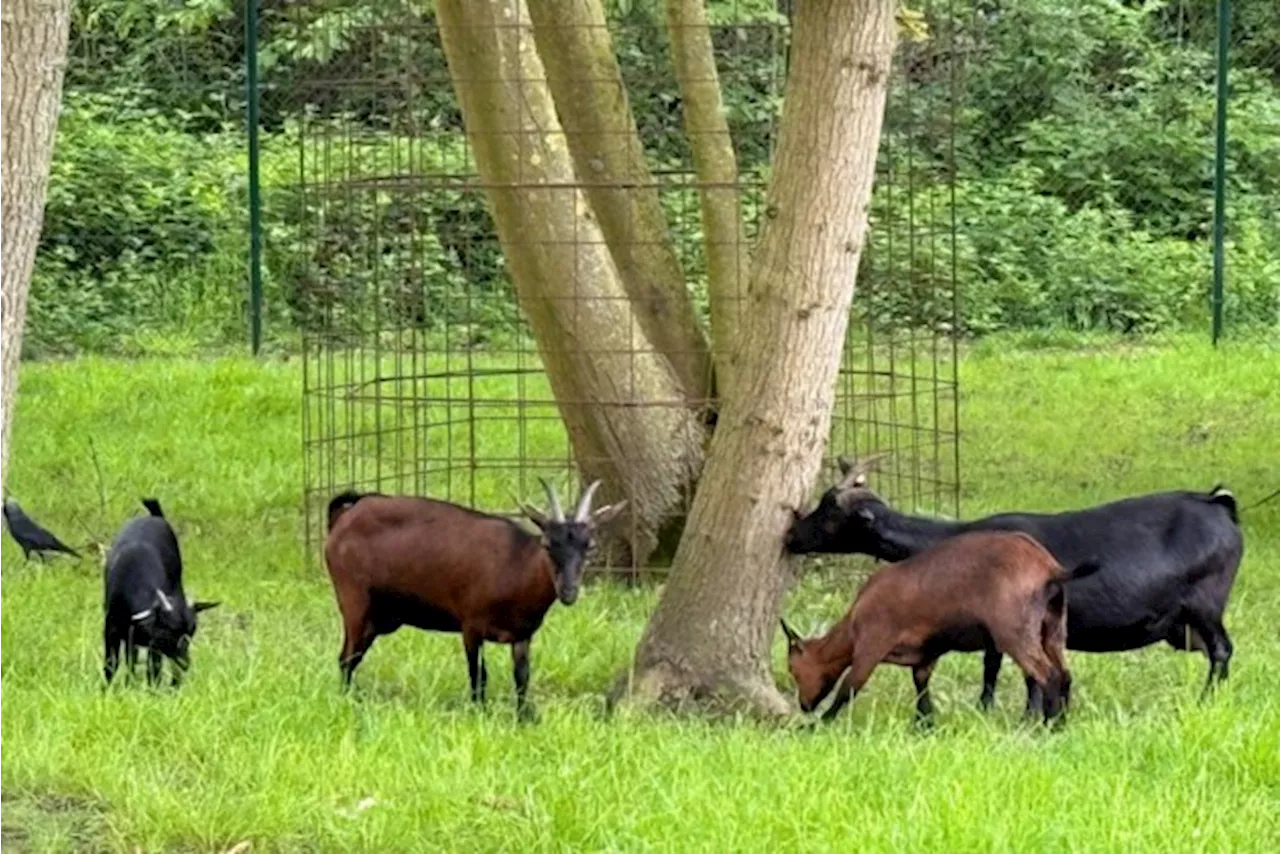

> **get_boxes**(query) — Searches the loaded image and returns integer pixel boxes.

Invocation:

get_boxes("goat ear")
[591,500,627,527]
[515,499,550,530]
[779,619,803,650]
[192,600,220,614]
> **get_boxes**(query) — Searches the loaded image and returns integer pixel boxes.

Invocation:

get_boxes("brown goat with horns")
[324,480,625,718]
[782,530,1100,726]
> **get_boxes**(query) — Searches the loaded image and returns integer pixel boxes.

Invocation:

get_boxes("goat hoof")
[517,705,539,725]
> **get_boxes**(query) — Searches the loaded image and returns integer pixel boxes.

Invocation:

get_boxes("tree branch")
[526,0,713,406]
[666,0,752,399]
[437,0,710,566]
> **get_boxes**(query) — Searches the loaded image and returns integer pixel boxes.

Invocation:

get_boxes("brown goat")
[324,480,625,718]
[781,530,1100,726]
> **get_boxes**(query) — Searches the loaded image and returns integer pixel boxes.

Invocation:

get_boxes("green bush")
[23,0,1280,356]
[28,92,248,355]
[859,165,1280,336]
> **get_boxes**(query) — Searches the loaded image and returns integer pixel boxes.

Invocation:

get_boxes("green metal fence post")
[246,0,263,354]
[1211,0,1230,346]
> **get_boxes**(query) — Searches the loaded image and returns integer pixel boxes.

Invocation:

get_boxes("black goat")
[103,498,219,686]
[788,457,1244,709]
[4,498,80,561]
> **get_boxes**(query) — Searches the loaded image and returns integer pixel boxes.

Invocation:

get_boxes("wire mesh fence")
[942,0,1279,341]
[271,0,962,573]
[25,1,1278,569]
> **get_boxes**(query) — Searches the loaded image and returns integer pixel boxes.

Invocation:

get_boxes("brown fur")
[324,485,622,717]
[326,497,559,649]
[783,530,1073,725]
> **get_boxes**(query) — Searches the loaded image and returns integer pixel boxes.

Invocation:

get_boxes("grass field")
[3,336,1279,852]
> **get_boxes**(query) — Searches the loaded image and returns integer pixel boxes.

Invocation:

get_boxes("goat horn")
[780,619,802,646]
[512,493,549,527]
[574,479,602,522]
[538,477,564,522]
[156,590,175,612]
[837,451,890,488]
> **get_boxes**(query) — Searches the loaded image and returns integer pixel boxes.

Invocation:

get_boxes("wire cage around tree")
[268,1,962,575]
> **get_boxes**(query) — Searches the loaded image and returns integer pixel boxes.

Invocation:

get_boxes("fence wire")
[268,0,961,573]
[27,1,1278,571]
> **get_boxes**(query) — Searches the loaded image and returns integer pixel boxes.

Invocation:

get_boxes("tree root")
[606,659,794,721]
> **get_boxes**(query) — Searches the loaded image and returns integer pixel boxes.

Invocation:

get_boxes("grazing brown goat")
[781,530,1100,726]
[324,480,624,718]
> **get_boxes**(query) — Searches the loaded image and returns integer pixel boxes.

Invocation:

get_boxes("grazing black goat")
[103,498,219,686]
[782,531,1097,726]
[787,457,1244,710]
[324,479,625,718]
[4,498,80,561]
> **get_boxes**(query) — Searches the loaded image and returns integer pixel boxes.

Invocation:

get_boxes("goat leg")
[912,660,938,728]
[1023,675,1044,718]
[146,650,164,687]
[980,645,1002,710]
[512,640,536,723]
[124,631,139,682]
[464,630,486,705]
[103,627,122,686]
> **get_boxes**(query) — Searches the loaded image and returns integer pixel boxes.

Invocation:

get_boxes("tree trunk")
[437,0,709,566]
[1,0,71,496]
[666,0,752,399]
[621,0,898,714]
[526,0,713,408]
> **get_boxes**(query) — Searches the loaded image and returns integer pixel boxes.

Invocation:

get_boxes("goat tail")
[1042,578,1068,621]
[1052,556,1102,583]
[1065,557,1102,581]
[1207,484,1239,524]
[141,498,164,518]
[327,491,370,531]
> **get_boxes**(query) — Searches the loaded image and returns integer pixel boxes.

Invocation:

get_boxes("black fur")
[103,498,218,687]
[789,485,1244,706]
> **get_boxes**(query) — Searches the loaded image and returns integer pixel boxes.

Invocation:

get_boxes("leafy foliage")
[24,0,1280,355]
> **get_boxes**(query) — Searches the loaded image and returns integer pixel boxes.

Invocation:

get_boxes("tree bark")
[1,0,72,496]
[526,0,713,408]
[621,0,898,714]
[666,0,752,399]
[437,0,709,566]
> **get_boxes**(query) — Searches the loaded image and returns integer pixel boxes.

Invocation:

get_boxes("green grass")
[3,337,1279,852]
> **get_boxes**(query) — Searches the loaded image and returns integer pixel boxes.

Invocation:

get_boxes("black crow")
[3,499,81,561]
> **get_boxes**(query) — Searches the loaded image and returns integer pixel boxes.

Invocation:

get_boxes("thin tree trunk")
[666,0,752,400]
[437,0,708,566]
[621,0,898,714]
[526,0,713,408]
[1,0,72,496]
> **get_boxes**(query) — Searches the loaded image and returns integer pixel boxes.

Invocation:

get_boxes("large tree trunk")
[526,0,713,408]
[437,0,709,566]
[1,0,72,496]
[665,0,752,399]
[620,0,898,713]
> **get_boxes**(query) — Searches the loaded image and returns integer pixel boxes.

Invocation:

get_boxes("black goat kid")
[103,499,219,686]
